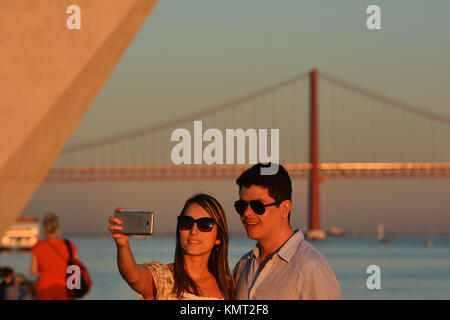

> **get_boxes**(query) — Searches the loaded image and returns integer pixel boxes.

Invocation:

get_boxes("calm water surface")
[1,235,449,300]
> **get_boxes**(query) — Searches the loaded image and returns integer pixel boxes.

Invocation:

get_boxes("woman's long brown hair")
[172,193,235,299]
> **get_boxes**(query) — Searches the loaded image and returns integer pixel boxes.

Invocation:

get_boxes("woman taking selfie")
[107,193,234,300]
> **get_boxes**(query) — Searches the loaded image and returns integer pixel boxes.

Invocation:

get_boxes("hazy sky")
[24,0,450,235]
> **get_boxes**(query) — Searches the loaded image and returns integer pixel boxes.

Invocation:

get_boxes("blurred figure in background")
[20,279,36,300]
[0,267,29,300]
[14,273,35,300]
[29,213,78,300]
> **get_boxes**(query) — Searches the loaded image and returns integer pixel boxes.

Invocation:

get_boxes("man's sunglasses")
[234,199,282,215]
[177,215,217,232]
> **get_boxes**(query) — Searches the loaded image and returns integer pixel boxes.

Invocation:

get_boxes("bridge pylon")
[307,69,326,241]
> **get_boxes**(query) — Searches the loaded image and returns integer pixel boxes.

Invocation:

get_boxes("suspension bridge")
[46,69,450,235]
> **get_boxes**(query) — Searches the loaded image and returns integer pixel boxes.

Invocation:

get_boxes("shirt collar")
[249,229,304,263]
[277,229,304,263]
[251,244,260,259]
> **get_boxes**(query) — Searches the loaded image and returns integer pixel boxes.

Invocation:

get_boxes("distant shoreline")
[63,231,450,237]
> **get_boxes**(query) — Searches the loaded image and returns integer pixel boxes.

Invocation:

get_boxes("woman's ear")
[215,239,221,246]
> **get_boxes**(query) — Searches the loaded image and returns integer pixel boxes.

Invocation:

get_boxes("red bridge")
[48,70,450,234]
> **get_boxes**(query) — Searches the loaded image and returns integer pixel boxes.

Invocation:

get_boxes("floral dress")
[141,262,223,300]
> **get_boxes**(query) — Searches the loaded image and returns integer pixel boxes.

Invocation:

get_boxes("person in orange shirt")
[29,213,78,300]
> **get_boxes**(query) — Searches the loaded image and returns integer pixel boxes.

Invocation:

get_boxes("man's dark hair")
[236,163,292,219]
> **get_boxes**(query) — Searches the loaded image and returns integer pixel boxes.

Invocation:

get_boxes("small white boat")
[377,224,392,244]
[0,216,40,251]
[327,226,344,236]
[307,229,326,241]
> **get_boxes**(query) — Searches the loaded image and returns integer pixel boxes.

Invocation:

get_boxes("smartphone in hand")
[114,209,154,236]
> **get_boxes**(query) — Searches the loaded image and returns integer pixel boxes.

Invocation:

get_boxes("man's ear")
[280,200,292,219]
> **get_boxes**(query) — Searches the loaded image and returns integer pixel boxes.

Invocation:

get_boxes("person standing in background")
[30,213,78,300]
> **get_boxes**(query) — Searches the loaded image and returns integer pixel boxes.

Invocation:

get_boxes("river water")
[1,235,449,300]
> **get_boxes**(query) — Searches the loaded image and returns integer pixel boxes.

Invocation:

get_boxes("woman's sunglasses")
[234,199,282,215]
[177,215,217,232]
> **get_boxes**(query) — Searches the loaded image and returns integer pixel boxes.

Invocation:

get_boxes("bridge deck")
[45,163,450,182]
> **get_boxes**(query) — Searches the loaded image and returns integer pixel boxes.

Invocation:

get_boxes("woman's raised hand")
[108,212,130,247]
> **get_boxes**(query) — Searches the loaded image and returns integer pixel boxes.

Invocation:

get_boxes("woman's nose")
[190,223,199,234]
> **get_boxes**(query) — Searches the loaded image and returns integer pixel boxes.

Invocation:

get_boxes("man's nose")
[242,204,256,218]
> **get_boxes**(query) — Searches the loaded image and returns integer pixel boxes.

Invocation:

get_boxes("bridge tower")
[307,69,326,240]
